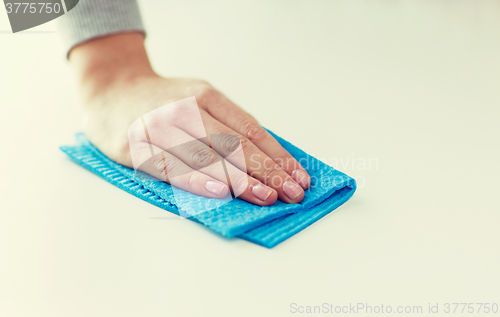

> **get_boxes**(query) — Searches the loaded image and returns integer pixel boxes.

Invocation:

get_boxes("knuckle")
[274,156,296,172]
[196,83,218,102]
[128,119,146,143]
[164,99,201,127]
[195,79,211,87]
[189,146,213,170]
[151,154,174,180]
[239,137,253,153]
[165,102,184,119]
[217,134,241,156]
[233,175,249,194]
[184,172,198,188]
[116,143,132,165]
[261,164,282,185]
[241,122,267,143]
[142,114,167,136]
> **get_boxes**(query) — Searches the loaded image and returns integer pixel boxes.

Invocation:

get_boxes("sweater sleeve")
[57,0,145,57]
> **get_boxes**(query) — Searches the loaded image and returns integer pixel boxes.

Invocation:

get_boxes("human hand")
[70,33,311,206]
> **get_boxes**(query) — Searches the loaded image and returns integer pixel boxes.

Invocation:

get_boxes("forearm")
[57,0,150,99]
[57,0,145,56]
[70,32,155,101]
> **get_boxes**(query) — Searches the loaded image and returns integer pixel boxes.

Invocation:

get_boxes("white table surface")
[1,1,499,316]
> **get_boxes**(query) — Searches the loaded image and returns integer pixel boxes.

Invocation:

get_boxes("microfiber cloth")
[60,130,356,248]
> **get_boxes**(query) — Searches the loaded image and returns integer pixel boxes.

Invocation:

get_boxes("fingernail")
[283,180,303,200]
[292,169,310,189]
[252,184,273,201]
[205,181,226,196]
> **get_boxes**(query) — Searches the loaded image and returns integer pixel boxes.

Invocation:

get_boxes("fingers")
[196,111,306,204]
[204,98,311,189]
[241,122,311,189]
[128,96,308,205]
[154,130,278,206]
[136,143,230,199]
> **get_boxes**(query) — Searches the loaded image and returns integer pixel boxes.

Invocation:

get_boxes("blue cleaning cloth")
[60,131,356,248]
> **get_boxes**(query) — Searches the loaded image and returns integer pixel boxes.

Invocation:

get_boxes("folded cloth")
[60,130,356,248]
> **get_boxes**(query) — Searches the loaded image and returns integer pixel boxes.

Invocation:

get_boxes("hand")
[70,32,311,206]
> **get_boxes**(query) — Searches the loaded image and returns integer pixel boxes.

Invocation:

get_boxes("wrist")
[70,32,157,100]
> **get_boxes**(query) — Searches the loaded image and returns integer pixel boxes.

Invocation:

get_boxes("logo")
[4,0,79,32]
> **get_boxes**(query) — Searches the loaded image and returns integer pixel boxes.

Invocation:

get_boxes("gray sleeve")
[57,0,145,57]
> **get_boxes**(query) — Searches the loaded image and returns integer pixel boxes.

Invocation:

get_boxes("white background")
[1,1,499,316]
